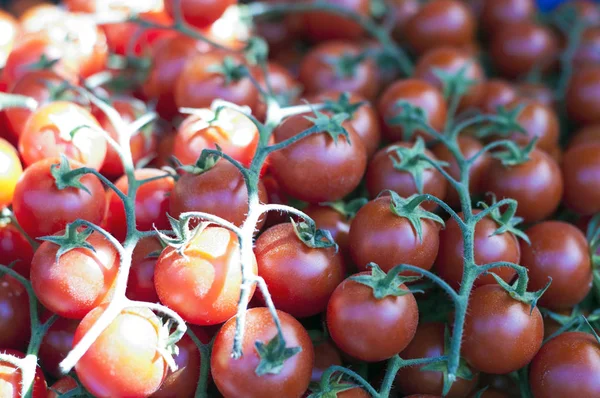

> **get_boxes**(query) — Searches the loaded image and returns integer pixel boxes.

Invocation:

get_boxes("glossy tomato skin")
[303,0,370,42]
[253,62,301,121]
[396,323,478,398]
[12,157,106,239]
[366,142,448,211]
[254,223,346,318]
[164,0,235,29]
[299,41,379,100]
[484,148,563,223]
[327,273,419,362]
[562,142,600,215]
[475,79,517,114]
[106,169,175,241]
[479,0,535,36]
[151,334,202,398]
[311,340,342,383]
[349,196,440,274]
[566,66,600,126]
[377,79,447,142]
[126,237,162,303]
[169,160,268,228]
[500,99,560,153]
[520,221,592,310]
[529,332,600,398]
[490,22,558,79]
[436,211,519,289]
[38,316,79,379]
[0,223,33,278]
[74,305,168,397]
[0,276,30,351]
[18,101,107,169]
[462,285,544,374]
[30,230,118,319]
[211,307,314,398]
[389,0,421,43]
[405,0,476,55]
[155,226,257,325]
[572,27,600,69]
[0,138,21,209]
[0,349,47,398]
[270,113,367,203]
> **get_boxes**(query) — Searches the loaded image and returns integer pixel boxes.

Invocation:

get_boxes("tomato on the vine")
[0,137,21,209]
[0,349,47,398]
[475,79,518,114]
[311,339,342,383]
[126,237,162,303]
[566,66,600,126]
[164,0,235,29]
[303,0,370,42]
[479,0,535,36]
[562,142,600,215]
[303,204,352,259]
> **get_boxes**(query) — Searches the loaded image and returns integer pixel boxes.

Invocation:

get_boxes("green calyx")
[321,197,368,220]
[291,219,338,251]
[307,377,362,398]
[178,150,220,174]
[351,263,421,300]
[490,273,551,315]
[322,92,365,121]
[255,334,302,376]
[387,101,429,141]
[433,65,477,100]
[304,109,350,145]
[245,36,269,66]
[28,53,60,72]
[155,215,205,256]
[324,52,365,80]
[492,137,537,167]
[51,155,91,194]
[207,56,247,86]
[386,191,445,242]
[39,224,96,263]
[477,195,530,244]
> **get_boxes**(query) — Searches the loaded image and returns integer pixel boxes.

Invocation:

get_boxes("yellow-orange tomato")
[0,138,22,209]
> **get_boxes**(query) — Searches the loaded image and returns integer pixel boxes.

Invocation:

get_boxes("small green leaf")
[386,101,429,141]
[304,109,350,144]
[39,224,96,263]
[291,219,338,251]
[245,36,269,65]
[477,195,530,244]
[387,192,445,242]
[432,65,477,100]
[321,197,368,219]
[490,273,552,314]
[491,137,537,167]
[207,56,247,85]
[350,263,420,299]
[255,334,302,376]
[322,92,365,120]
[476,104,527,139]
[50,155,91,195]
[179,150,220,174]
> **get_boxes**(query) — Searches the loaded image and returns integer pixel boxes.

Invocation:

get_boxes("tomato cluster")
[0,0,600,398]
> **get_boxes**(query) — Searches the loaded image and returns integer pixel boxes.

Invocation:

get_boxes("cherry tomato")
[126,237,162,303]
[389,0,421,44]
[349,196,440,273]
[311,340,342,383]
[462,284,543,374]
[302,204,351,259]
[270,113,367,203]
[303,0,370,42]
[562,142,600,215]
[0,349,47,398]
[568,124,600,149]
[38,316,79,379]
[152,334,202,398]
[484,148,563,223]
[520,221,592,310]
[479,0,535,36]
[405,0,476,55]
[0,138,21,209]
[529,331,600,397]
[0,276,30,352]
[211,307,314,398]
[73,305,168,397]
[377,79,447,142]
[105,169,175,241]
[0,222,33,278]
[475,79,517,114]
[47,376,77,398]
[572,27,600,69]
[566,66,600,126]
[396,322,478,398]
[253,62,301,121]
[0,10,18,68]
[164,0,235,29]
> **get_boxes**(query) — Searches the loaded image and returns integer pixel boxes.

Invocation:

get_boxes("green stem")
[320,365,379,397]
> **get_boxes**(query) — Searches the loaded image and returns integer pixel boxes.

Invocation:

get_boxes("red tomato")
[126,237,162,303]
[562,142,600,215]
[302,204,352,260]
[252,62,301,122]
[0,349,47,398]
[568,124,600,149]
[572,27,600,69]
[0,276,30,351]
[164,0,235,29]
[73,305,168,397]
[0,222,33,278]
[566,66,600,126]
[47,376,77,398]
[303,0,370,42]
[0,138,22,209]
[475,79,517,114]
[38,317,79,379]
[211,307,314,398]
[311,340,342,383]
[389,0,421,44]
[151,334,202,398]
[479,0,535,36]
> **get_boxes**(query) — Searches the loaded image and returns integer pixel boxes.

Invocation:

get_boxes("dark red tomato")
[0,10,18,68]
[173,107,259,167]
[567,66,600,126]
[30,230,118,319]
[479,0,535,36]
[572,27,600,69]
[151,334,201,398]
[366,142,448,211]
[253,62,301,121]
[164,0,234,29]
[520,221,592,310]
[254,1,303,53]
[484,148,563,223]
[414,46,485,112]
[174,52,259,113]
[530,332,600,397]
[432,136,491,208]
[490,22,558,79]
[349,196,440,273]
[516,82,556,108]
[106,169,175,241]
[0,349,47,398]
[254,222,345,318]
[299,41,379,101]
[475,79,517,114]
[270,113,367,203]
[0,137,21,209]
[562,143,600,215]
[0,276,30,351]
[169,160,268,228]
[12,157,106,239]
[74,305,168,397]
[405,0,476,55]
[389,0,421,44]
[155,226,257,325]
[377,79,447,142]
[211,307,314,398]
[303,0,370,42]
[462,284,543,374]
[0,222,33,278]
[436,211,519,289]
[396,323,478,398]
[47,376,77,398]
[303,205,351,258]
[558,0,600,25]
[311,340,342,383]
[327,272,419,362]
[18,101,107,169]
[38,316,78,379]
[126,237,162,303]
[568,124,600,149]
[152,130,176,169]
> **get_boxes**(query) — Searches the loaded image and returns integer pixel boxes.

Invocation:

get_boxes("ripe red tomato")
[252,62,301,121]
[0,349,47,398]
[126,237,162,303]
[572,27,600,69]
[327,272,419,361]
[562,142,600,215]
[105,168,175,241]
[0,222,34,278]
[152,334,202,398]
[396,322,478,398]
[479,0,535,36]
[164,0,235,29]
[0,276,30,352]
[405,0,476,55]
[529,332,600,397]
[568,124,600,149]
[303,0,370,42]
[169,160,268,228]
[47,376,77,398]
[520,221,592,310]
[484,148,563,223]
[269,113,367,203]
[12,157,106,239]
[254,222,345,318]
[155,226,257,325]
[475,79,517,114]
[38,316,79,379]
[389,0,421,44]
[0,138,22,209]
[377,79,447,142]
[462,284,544,374]
[211,307,314,398]
[566,66,600,126]
[349,196,440,273]
[73,305,168,397]
[311,340,342,383]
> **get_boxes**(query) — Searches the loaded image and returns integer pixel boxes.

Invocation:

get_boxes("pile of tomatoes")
[1,0,600,397]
